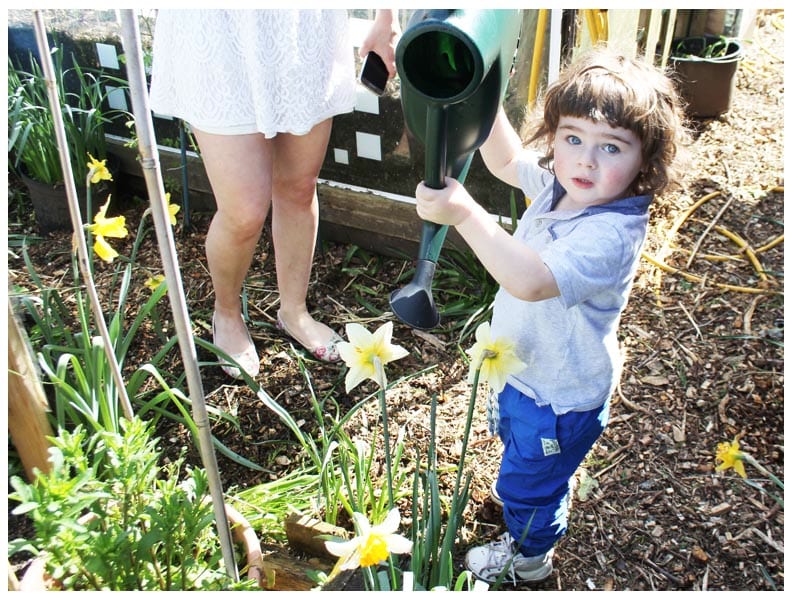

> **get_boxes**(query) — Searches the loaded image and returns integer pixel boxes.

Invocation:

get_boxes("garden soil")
[7,11,784,591]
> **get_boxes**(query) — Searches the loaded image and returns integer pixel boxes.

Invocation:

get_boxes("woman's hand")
[358,10,400,78]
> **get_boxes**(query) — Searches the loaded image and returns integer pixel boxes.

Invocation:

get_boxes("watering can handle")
[424,104,447,189]
[418,104,450,263]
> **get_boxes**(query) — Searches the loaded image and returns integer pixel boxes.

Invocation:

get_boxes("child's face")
[552,116,644,209]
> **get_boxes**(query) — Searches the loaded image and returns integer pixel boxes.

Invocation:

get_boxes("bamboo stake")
[32,11,134,421]
[117,9,238,582]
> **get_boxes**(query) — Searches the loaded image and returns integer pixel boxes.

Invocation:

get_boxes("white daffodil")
[466,321,526,393]
[325,508,413,571]
[336,321,408,393]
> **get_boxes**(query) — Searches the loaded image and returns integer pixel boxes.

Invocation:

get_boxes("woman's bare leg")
[271,118,340,350]
[192,128,272,356]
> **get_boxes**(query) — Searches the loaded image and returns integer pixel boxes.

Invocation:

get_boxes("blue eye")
[603,143,619,154]
[567,135,581,145]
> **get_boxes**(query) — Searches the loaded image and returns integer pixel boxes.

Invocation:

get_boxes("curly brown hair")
[525,46,689,196]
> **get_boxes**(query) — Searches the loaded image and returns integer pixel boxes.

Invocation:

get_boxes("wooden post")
[8,304,54,481]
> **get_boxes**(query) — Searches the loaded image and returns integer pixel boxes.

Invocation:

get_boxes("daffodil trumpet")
[325,508,413,588]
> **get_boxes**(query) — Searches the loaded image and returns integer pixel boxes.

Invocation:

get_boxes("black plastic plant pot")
[669,35,743,118]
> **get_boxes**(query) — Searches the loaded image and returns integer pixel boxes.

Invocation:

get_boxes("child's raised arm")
[479,107,526,188]
[415,177,560,302]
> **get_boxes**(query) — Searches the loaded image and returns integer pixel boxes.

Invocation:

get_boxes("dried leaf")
[576,469,599,501]
[692,546,709,562]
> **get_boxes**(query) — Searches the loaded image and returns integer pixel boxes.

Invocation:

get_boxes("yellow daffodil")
[87,153,112,184]
[466,321,526,393]
[87,196,128,263]
[325,508,413,571]
[715,436,747,478]
[337,321,408,392]
[144,274,166,291]
[165,192,180,226]
[93,235,119,262]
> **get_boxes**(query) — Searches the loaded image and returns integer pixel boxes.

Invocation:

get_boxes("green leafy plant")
[406,321,526,591]
[302,320,526,591]
[229,468,323,545]
[248,352,419,529]
[13,183,172,435]
[7,45,128,185]
[8,417,257,591]
[11,161,260,472]
[671,35,736,60]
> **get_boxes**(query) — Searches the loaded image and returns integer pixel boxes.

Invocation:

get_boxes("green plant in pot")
[668,34,744,118]
[7,45,128,232]
[9,417,261,591]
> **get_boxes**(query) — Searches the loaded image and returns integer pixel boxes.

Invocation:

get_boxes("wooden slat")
[317,182,468,257]
[643,9,664,62]
[8,304,54,481]
[284,512,350,560]
[107,136,477,257]
[660,9,678,68]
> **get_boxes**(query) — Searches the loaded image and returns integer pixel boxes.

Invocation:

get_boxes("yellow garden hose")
[641,253,777,295]
[528,9,548,108]
[584,9,609,44]
[712,225,768,281]
[645,186,783,296]
[756,233,784,253]
[524,9,549,209]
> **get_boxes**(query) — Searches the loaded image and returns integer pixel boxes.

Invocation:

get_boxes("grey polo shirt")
[490,153,651,414]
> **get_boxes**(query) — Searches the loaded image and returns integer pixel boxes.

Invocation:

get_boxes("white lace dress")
[148,9,356,137]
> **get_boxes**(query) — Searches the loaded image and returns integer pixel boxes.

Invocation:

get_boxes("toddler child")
[414,46,687,584]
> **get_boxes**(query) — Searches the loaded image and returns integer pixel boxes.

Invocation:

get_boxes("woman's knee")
[214,202,267,238]
[273,173,318,205]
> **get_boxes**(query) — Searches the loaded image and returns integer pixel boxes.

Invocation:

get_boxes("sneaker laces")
[482,533,521,584]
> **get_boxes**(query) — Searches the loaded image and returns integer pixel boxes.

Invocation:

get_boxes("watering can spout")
[389,259,440,330]
[389,9,521,330]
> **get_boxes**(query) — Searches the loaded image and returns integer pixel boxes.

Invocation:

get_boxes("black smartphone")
[359,51,389,96]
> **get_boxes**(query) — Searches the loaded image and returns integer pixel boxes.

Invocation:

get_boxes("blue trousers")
[493,384,609,557]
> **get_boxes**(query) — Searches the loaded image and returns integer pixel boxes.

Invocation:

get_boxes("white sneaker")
[465,533,553,584]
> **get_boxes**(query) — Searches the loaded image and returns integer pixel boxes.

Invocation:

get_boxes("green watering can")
[389,8,522,330]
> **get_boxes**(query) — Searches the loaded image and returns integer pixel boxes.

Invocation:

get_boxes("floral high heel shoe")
[275,310,343,363]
